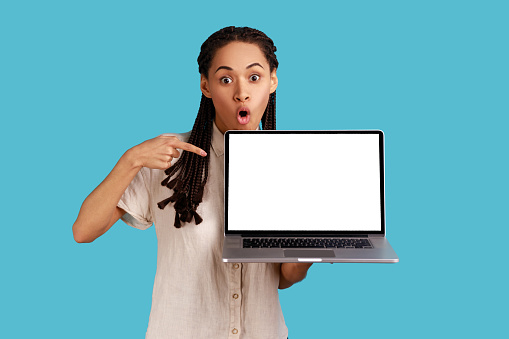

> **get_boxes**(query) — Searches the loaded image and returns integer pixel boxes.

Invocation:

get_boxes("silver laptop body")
[222,130,399,263]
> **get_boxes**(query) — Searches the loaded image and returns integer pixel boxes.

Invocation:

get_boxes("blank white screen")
[227,133,382,231]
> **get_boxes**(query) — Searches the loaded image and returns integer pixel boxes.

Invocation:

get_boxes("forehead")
[210,42,269,71]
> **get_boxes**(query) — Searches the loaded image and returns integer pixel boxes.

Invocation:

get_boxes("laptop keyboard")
[242,238,373,249]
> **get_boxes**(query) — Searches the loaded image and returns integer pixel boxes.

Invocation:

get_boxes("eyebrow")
[215,63,264,73]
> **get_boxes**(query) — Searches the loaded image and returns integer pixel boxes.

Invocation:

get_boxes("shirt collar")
[211,120,224,157]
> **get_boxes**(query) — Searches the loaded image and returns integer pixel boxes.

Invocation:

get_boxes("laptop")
[222,130,399,263]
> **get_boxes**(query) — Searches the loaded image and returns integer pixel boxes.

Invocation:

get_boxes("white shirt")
[118,122,288,339]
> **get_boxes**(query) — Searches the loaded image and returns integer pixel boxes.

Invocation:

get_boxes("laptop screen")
[225,131,385,235]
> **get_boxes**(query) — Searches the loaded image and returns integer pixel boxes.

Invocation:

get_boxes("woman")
[73,26,312,339]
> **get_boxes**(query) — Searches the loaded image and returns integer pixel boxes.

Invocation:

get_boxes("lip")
[236,106,251,125]
[237,106,251,116]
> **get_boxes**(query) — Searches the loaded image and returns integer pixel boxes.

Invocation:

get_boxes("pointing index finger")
[174,140,207,157]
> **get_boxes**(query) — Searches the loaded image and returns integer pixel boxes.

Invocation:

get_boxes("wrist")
[121,147,143,171]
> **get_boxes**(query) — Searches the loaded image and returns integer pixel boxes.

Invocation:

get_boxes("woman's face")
[201,42,278,134]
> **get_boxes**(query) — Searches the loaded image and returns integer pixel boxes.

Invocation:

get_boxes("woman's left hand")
[279,263,313,289]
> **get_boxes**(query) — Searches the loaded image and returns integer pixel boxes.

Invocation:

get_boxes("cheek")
[253,88,271,114]
[209,90,230,111]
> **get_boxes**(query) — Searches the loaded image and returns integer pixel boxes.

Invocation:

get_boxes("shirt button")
[233,263,240,269]
[232,328,238,334]
[233,293,239,299]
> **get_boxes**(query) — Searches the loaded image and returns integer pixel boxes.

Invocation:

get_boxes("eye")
[249,74,260,82]
[220,77,232,84]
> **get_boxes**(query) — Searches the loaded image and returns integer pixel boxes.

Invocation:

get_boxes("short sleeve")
[117,168,153,230]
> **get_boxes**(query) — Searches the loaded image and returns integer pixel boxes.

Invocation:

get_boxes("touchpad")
[284,250,336,258]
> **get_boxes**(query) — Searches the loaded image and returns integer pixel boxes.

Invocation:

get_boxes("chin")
[232,120,261,131]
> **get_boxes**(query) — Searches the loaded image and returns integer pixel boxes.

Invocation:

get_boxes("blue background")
[1,0,507,338]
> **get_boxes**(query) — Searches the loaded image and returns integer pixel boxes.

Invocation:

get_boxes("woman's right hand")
[125,135,207,170]
[73,135,207,243]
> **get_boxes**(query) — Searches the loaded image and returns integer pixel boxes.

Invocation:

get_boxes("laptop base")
[222,236,399,263]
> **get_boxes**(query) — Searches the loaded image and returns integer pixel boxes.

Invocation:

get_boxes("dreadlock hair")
[157,26,278,228]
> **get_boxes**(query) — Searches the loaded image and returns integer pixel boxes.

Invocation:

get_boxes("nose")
[234,81,250,103]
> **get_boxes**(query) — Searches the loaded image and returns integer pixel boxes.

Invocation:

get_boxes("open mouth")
[237,107,250,125]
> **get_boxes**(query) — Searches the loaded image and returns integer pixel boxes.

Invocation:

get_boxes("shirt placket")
[228,262,242,338]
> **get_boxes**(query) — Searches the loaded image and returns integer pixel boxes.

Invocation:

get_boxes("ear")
[200,74,212,98]
[269,69,278,93]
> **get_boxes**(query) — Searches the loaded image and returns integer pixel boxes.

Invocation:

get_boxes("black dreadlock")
[158,26,278,227]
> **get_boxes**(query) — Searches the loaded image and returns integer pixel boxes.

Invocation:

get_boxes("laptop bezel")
[224,130,386,237]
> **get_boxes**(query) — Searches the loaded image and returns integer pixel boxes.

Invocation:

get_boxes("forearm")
[73,149,141,243]
[279,263,313,289]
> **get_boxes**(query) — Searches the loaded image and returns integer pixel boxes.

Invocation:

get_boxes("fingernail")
[201,150,207,157]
